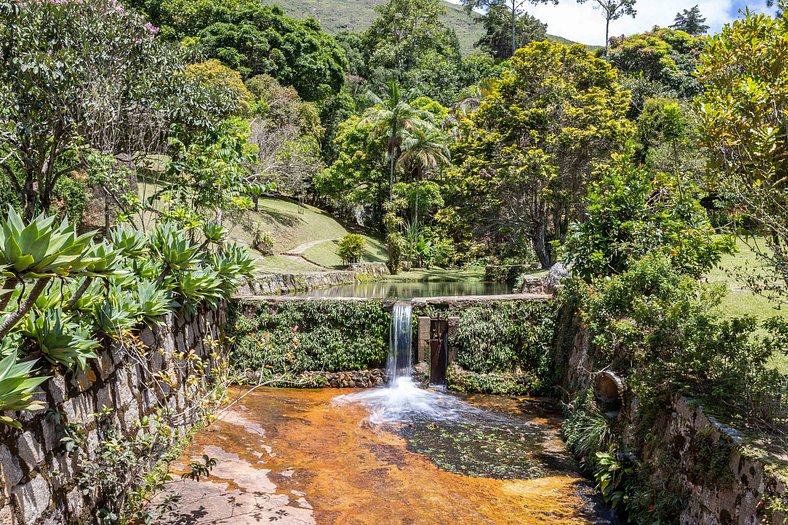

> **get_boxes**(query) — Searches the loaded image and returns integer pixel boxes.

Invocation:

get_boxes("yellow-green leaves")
[0,207,97,278]
[0,351,48,428]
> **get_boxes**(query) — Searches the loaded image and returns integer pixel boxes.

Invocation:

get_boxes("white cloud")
[448,0,777,45]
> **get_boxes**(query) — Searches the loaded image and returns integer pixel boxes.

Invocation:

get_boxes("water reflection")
[306,279,514,298]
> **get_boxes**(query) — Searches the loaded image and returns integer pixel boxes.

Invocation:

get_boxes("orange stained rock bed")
[157,387,612,525]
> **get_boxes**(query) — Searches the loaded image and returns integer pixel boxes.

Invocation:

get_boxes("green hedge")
[416,300,558,393]
[228,300,389,378]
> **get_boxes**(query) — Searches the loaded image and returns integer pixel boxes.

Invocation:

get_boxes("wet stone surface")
[154,387,617,525]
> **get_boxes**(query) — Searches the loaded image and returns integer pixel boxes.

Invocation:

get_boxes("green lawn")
[300,238,388,269]
[708,237,787,373]
[137,181,387,274]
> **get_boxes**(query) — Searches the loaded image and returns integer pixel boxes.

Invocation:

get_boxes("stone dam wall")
[237,262,389,296]
[0,306,227,525]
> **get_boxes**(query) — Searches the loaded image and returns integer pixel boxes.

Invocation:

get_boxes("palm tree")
[397,126,450,227]
[360,81,432,201]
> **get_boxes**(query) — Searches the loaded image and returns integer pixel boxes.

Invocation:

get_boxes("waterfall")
[387,301,413,384]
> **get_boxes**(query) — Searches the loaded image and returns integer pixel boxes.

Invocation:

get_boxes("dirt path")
[281,238,338,256]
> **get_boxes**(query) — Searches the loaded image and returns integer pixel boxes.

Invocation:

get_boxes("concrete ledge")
[235,293,553,304]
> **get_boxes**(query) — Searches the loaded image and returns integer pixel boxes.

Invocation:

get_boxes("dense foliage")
[698,9,788,304]
[444,41,632,267]
[126,0,347,101]
[561,154,733,280]
[228,301,389,379]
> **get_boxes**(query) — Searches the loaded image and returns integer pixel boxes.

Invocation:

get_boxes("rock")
[545,263,570,294]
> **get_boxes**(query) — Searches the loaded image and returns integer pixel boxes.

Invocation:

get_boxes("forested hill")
[260,0,584,53]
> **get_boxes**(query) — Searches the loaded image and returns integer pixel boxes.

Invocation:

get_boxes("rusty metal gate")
[429,318,449,386]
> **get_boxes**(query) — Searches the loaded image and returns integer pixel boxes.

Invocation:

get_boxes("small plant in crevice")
[562,389,613,462]
[183,455,218,481]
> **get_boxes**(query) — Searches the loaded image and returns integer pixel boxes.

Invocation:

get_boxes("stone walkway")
[153,410,315,525]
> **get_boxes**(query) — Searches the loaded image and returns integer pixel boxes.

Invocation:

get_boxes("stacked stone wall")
[0,306,226,525]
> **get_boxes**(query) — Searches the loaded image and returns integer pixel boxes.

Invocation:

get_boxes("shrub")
[228,300,389,379]
[337,233,366,265]
[573,253,787,428]
[252,227,275,256]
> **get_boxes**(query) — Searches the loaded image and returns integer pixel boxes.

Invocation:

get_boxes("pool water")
[158,386,618,525]
[305,279,515,298]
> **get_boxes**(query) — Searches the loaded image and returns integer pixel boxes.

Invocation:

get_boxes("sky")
[448,0,778,45]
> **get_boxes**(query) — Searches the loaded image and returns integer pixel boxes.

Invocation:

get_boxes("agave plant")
[0,209,99,339]
[128,258,162,281]
[64,278,104,313]
[150,223,198,273]
[94,286,142,336]
[202,222,227,245]
[209,244,256,298]
[109,224,147,258]
[176,267,224,315]
[0,207,97,279]
[21,310,100,371]
[0,351,49,428]
[136,280,177,326]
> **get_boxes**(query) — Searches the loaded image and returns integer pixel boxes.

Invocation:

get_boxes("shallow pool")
[156,386,617,525]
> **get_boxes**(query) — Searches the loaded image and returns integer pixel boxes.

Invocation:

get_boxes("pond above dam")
[304,278,514,298]
[155,386,617,525]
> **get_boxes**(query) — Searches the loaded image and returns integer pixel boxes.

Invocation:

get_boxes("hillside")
[261,0,590,54]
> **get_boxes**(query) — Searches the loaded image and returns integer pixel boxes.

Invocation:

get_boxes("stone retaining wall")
[237,263,389,296]
[0,306,227,525]
[557,308,787,525]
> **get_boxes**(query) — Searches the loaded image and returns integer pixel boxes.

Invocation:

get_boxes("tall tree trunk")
[532,224,552,269]
[389,152,395,202]
[511,3,517,57]
[604,17,611,57]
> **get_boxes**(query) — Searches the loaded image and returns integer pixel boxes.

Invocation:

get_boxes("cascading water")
[334,298,482,424]
[387,301,413,383]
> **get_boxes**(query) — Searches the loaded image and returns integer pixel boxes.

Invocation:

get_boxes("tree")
[363,0,461,78]
[561,154,732,280]
[475,5,547,60]
[670,5,709,35]
[360,82,434,202]
[462,0,558,58]
[697,9,788,302]
[127,0,348,102]
[608,27,705,113]
[445,41,632,267]
[0,0,239,221]
[245,75,325,204]
[576,0,637,56]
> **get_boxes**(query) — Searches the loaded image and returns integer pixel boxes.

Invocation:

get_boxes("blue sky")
[448,0,778,45]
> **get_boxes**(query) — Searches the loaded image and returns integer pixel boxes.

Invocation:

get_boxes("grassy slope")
[261,0,593,54]
[228,197,388,272]
[138,181,387,273]
[708,238,787,373]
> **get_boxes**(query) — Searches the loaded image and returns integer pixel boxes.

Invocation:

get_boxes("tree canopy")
[444,41,632,266]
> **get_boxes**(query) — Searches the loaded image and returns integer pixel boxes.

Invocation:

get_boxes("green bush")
[53,175,89,225]
[228,300,389,379]
[337,233,366,265]
[573,253,787,425]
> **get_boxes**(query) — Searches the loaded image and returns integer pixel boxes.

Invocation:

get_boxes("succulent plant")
[21,310,100,371]
[0,351,49,428]
[109,224,147,258]
[136,280,177,326]
[0,207,97,278]
[150,223,198,272]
